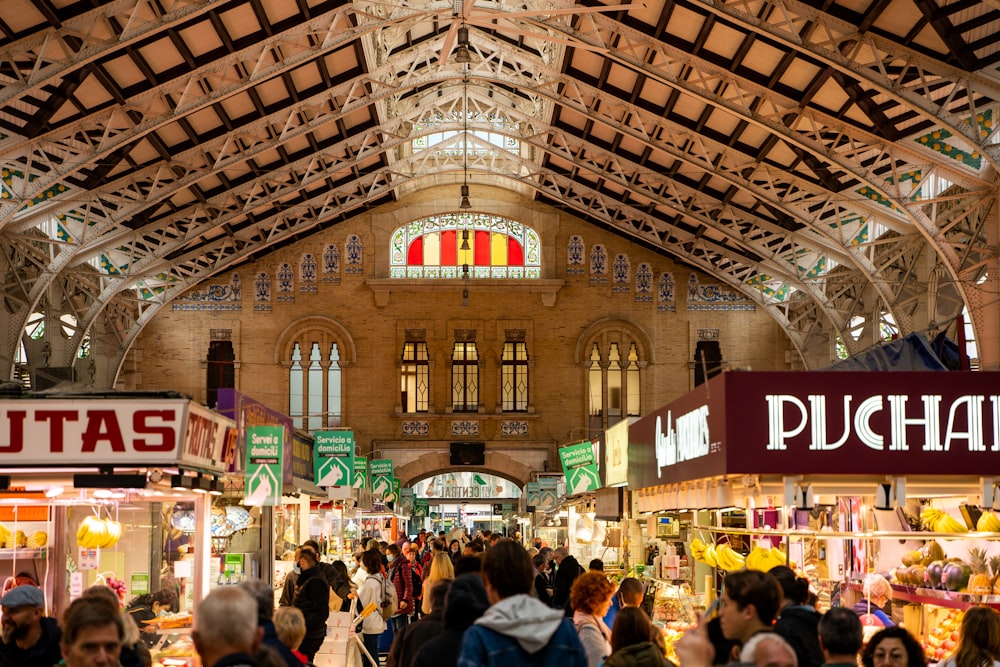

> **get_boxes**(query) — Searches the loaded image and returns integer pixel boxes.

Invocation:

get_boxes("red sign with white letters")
[0,398,233,473]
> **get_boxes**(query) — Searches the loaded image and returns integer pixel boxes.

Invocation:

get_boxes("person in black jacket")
[552,547,584,615]
[771,566,823,667]
[280,539,351,609]
[532,553,554,607]
[386,578,451,667]
[240,578,302,667]
[411,573,490,667]
[0,584,62,667]
[292,547,331,662]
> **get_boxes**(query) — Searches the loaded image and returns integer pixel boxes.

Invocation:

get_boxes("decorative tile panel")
[567,235,585,275]
[323,244,341,283]
[172,274,242,311]
[300,253,317,292]
[277,263,295,302]
[657,272,676,312]
[635,263,652,302]
[500,421,529,436]
[254,271,272,312]
[451,420,480,436]
[345,234,363,274]
[589,244,607,284]
[612,253,630,293]
[686,273,755,311]
[401,421,429,435]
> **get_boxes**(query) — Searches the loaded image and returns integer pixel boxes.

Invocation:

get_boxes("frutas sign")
[0,398,234,472]
[629,371,1000,488]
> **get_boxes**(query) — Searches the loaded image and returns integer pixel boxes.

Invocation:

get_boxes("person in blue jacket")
[458,539,588,667]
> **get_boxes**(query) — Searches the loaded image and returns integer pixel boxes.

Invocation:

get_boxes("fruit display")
[0,522,48,550]
[921,507,968,533]
[660,620,695,665]
[76,515,123,549]
[744,545,788,572]
[690,538,748,572]
[922,608,963,662]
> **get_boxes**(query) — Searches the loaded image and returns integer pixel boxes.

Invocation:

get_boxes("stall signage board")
[314,430,354,487]
[384,477,400,504]
[535,477,560,510]
[413,499,429,517]
[370,459,393,498]
[398,488,415,515]
[216,389,295,483]
[0,399,189,464]
[245,425,283,506]
[353,456,368,488]
[131,573,149,595]
[181,401,237,474]
[525,481,541,507]
[628,370,1000,488]
[604,418,632,487]
[559,441,602,494]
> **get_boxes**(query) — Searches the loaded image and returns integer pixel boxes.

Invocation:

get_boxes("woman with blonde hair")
[422,551,456,614]
[938,607,1000,667]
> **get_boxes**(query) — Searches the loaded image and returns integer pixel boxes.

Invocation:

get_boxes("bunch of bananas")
[714,543,746,572]
[921,507,968,533]
[77,516,123,549]
[745,546,788,572]
[691,538,716,566]
[977,510,1000,532]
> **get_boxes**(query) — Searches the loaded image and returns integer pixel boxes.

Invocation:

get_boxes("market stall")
[626,369,1000,655]
[0,391,249,667]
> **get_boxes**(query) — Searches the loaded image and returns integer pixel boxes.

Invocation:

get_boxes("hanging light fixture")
[459,73,472,210]
[454,24,471,63]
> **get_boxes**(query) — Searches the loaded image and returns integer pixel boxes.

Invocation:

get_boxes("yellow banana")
[977,511,1000,532]
[770,546,787,565]
[703,545,718,568]
[934,513,968,533]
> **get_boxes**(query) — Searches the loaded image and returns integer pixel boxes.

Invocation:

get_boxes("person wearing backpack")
[386,543,414,632]
[358,549,388,667]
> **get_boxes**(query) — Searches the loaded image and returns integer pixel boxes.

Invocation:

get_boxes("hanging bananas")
[977,510,1000,532]
[920,507,968,533]
[714,543,746,572]
[76,516,123,549]
[745,546,788,572]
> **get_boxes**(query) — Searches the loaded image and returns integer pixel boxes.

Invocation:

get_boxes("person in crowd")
[406,542,424,619]
[817,607,863,667]
[413,573,490,667]
[0,584,62,667]
[449,539,463,565]
[489,533,502,549]
[603,577,644,630]
[387,579,451,667]
[272,607,309,666]
[357,548,388,667]
[552,547,585,615]
[457,540,588,667]
[291,547,331,662]
[706,615,741,666]
[125,589,174,628]
[331,560,356,612]
[852,573,894,627]
[603,606,671,667]
[387,543,415,631]
[570,571,616,667]
[193,587,263,667]
[464,539,486,557]
[532,553,554,607]
[239,577,302,667]
[422,552,455,615]
[59,595,124,667]
[422,539,444,573]
[352,551,369,588]
[861,627,925,667]
[771,565,823,667]
[589,559,605,572]
[741,632,798,667]
[935,606,1000,667]
[82,584,151,667]
[717,570,783,659]
[455,555,483,577]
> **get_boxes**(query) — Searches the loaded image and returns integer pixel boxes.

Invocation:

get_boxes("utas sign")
[0,399,233,471]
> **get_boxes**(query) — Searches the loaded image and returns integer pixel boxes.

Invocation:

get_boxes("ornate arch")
[274,315,357,366]
[573,317,654,365]
[395,450,533,489]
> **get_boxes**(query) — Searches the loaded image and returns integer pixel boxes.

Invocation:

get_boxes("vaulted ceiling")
[1,0,998,385]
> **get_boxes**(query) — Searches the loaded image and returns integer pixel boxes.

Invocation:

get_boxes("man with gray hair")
[742,632,798,667]
[551,547,583,614]
[193,587,262,667]
[240,579,301,667]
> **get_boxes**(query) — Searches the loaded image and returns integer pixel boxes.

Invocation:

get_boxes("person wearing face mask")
[291,547,330,662]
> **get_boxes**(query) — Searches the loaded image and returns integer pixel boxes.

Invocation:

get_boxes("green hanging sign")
[384,477,400,504]
[370,459,393,498]
[398,488,415,514]
[245,425,283,506]
[559,441,602,494]
[314,430,354,487]
[353,456,368,489]
[414,499,429,517]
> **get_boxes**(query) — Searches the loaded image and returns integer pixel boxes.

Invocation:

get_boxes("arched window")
[390,214,540,279]
[277,317,355,433]
[582,323,649,433]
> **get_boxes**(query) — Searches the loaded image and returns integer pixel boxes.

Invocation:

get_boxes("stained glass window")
[390,214,540,279]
